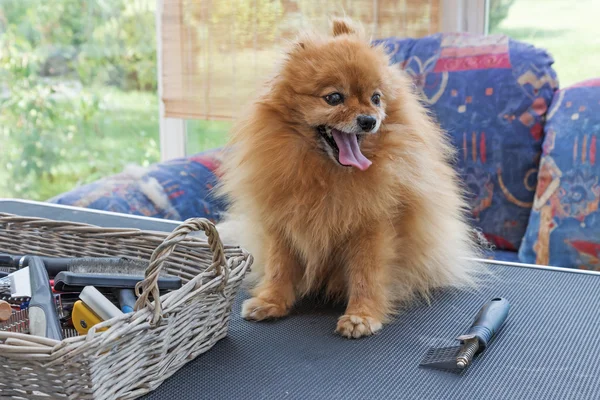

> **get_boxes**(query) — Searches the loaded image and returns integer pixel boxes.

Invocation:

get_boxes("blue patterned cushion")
[49,149,227,222]
[519,79,600,269]
[374,33,558,250]
[484,250,520,263]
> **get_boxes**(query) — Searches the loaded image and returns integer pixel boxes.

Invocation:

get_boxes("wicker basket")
[0,213,252,399]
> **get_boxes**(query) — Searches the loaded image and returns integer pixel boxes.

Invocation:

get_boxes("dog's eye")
[371,93,381,106]
[324,93,344,106]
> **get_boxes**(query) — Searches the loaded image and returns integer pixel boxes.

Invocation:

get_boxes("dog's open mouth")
[317,126,372,171]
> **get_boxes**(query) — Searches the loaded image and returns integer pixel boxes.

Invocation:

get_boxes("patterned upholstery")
[484,249,520,263]
[374,33,558,250]
[49,149,227,223]
[519,79,600,269]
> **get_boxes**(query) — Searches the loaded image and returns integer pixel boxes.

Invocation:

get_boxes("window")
[0,0,161,201]
[159,0,444,158]
[488,0,599,86]
[5,0,590,201]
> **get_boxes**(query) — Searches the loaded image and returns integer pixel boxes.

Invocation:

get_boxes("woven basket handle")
[134,218,227,325]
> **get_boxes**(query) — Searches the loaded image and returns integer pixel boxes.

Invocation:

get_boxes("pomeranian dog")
[217,18,480,339]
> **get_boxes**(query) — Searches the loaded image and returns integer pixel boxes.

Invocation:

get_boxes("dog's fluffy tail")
[470,228,495,252]
[216,214,265,263]
[215,215,243,246]
[216,214,264,287]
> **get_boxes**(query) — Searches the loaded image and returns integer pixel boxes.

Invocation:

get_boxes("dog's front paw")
[241,297,289,321]
[336,314,382,339]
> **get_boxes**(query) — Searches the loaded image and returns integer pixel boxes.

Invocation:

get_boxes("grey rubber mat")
[142,264,600,400]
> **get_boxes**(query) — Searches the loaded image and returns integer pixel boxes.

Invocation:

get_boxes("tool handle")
[80,286,123,321]
[116,288,136,313]
[464,298,510,351]
[0,254,19,269]
[30,257,85,277]
[27,256,63,341]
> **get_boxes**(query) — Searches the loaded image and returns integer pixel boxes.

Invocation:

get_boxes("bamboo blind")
[161,0,440,121]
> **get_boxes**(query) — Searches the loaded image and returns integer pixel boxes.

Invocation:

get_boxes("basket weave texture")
[0,213,252,399]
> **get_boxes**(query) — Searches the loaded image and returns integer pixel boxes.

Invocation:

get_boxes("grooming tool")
[72,300,105,335]
[54,292,79,324]
[0,300,12,321]
[1,262,12,276]
[62,327,79,338]
[0,254,149,278]
[54,294,67,322]
[0,309,29,333]
[0,295,30,309]
[420,298,510,373]
[53,271,182,292]
[115,288,136,313]
[26,256,63,340]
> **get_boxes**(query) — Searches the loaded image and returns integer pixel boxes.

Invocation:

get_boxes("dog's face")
[275,19,393,171]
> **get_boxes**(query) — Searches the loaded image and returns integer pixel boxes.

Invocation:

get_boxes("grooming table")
[3,200,600,400]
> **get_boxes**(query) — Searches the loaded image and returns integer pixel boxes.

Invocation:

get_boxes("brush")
[0,309,29,333]
[419,298,510,373]
[0,254,153,278]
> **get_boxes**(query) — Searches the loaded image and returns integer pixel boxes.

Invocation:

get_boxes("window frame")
[440,0,488,34]
[156,0,186,161]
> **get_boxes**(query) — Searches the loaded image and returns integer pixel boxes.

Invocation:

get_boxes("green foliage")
[488,0,516,32]
[0,0,160,201]
[0,79,99,199]
[78,0,157,91]
[0,0,156,90]
[186,120,232,155]
[1,25,87,198]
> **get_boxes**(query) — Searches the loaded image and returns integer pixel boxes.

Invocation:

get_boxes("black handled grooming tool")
[420,298,510,373]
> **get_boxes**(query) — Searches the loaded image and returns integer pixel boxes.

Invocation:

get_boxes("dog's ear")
[331,17,364,38]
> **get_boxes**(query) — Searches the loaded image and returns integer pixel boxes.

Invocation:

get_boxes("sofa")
[49,33,600,270]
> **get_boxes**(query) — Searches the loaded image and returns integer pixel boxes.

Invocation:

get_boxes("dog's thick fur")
[217,18,480,339]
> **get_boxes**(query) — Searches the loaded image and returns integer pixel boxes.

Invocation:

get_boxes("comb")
[0,309,29,333]
[420,346,470,373]
[62,328,79,338]
[419,298,510,373]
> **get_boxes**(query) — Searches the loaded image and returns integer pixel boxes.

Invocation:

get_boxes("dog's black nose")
[357,115,377,132]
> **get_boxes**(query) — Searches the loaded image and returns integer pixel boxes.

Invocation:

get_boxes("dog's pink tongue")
[331,129,372,171]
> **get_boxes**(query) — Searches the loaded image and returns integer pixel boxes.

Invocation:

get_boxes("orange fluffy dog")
[217,18,480,339]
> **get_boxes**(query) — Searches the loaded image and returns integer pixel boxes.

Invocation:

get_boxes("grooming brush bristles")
[67,258,160,276]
